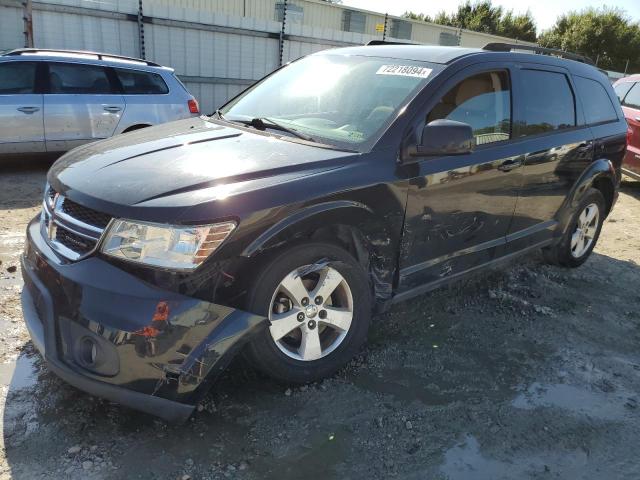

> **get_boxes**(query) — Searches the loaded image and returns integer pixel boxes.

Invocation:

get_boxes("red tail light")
[188,98,199,114]
[627,124,633,146]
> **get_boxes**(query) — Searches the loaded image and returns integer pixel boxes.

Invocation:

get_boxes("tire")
[244,242,372,384]
[543,188,606,268]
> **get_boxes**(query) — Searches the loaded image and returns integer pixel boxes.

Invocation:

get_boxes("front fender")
[240,200,402,306]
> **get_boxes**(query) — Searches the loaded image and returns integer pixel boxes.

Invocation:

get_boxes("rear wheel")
[543,188,605,267]
[244,243,371,384]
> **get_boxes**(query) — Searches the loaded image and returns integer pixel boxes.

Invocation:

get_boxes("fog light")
[78,337,98,367]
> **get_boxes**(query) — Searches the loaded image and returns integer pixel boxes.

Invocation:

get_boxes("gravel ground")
[0,160,640,479]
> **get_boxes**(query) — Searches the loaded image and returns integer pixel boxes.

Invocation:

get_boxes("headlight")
[101,219,236,270]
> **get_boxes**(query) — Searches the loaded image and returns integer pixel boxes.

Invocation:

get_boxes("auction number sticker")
[376,65,432,78]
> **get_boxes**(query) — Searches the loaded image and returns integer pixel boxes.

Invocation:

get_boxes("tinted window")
[48,63,112,94]
[614,81,634,103]
[0,62,36,94]
[520,70,575,136]
[574,76,618,124]
[622,83,640,110]
[427,71,511,145]
[115,68,168,94]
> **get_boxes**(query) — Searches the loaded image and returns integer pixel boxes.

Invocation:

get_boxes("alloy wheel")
[570,203,600,258]
[268,264,353,361]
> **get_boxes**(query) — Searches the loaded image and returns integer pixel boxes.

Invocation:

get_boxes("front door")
[398,65,523,295]
[43,61,125,152]
[0,61,45,154]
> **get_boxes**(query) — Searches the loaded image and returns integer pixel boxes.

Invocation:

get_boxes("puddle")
[512,382,630,421]
[441,435,521,479]
[0,354,38,392]
[351,367,462,405]
[440,434,589,479]
[250,425,353,480]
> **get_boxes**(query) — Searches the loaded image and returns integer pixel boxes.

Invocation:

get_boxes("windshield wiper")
[241,117,316,142]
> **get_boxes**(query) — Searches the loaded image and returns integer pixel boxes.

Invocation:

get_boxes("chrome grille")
[41,188,112,261]
[61,198,111,230]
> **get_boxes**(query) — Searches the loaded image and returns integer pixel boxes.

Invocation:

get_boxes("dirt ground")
[1,160,640,479]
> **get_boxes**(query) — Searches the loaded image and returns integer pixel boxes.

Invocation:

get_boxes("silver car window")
[0,62,37,94]
[48,62,112,94]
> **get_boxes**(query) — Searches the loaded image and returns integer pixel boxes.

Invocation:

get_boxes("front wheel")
[543,188,605,267]
[244,243,372,384]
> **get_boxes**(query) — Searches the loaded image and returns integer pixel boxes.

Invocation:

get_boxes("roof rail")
[2,48,162,67]
[482,42,595,65]
[366,40,415,46]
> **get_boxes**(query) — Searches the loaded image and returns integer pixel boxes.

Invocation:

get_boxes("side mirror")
[407,119,475,158]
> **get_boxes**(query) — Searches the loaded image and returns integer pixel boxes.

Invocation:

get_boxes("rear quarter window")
[622,83,640,110]
[574,76,618,124]
[614,82,634,103]
[115,68,169,94]
[519,69,575,137]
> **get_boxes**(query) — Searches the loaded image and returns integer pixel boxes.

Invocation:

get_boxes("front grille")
[41,189,112,261]
[55,228,95,255]
[61,198,112,229]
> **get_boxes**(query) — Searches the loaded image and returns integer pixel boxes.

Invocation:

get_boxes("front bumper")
[21,216,266,422]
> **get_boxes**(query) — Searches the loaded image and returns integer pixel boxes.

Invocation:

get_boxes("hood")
[49,117,354,212]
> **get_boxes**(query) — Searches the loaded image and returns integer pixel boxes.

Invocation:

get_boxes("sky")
[340,0,640,32]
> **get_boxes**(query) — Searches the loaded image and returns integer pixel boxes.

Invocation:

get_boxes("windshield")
[220,54,439,149]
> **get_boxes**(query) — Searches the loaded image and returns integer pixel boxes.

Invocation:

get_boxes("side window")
[574,76,618,124]
[48,63,112,94]
[519,70,575,136]
[114,68,169,94]
[0,62,37,94]
[622,83,640,109]
[614,82,634,103]
[427,71,511,145]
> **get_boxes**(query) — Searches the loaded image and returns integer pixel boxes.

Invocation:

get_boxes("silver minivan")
[0,48,200,159]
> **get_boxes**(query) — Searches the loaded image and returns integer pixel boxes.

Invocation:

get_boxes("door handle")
[103,106,122,113]
[17,106,40,114]
[498,159,522,172]
[635,116,640,122]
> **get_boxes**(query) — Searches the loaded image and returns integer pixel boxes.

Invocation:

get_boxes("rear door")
[112,67,188,126]
[43,61,125,152]
[619,82,640,174]
[506,65,594,250]
[0,61,45,154]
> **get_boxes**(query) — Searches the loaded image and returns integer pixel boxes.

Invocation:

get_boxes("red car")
[614,75,640,180]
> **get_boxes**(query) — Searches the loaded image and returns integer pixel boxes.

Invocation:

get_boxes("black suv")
[21,43,627,422]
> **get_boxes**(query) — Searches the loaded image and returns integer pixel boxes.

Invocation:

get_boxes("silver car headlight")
[101,219,236,270]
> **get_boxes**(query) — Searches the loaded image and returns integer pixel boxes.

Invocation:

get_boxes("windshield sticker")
[376,65,432,78]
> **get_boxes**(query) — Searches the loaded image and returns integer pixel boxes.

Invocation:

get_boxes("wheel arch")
[240,201,400,310]
[558,158,616,236]
[122,124,152,133]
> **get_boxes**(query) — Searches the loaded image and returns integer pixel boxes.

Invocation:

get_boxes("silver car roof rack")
[482,42,595,65]
[2,48,162,67]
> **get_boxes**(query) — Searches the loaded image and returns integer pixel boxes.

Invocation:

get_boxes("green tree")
[539,7,640,72]
[402,0,537,43]
[498,10,536,42]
